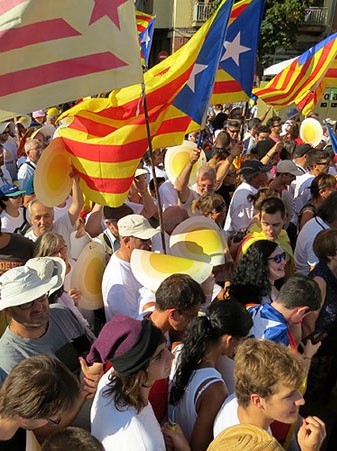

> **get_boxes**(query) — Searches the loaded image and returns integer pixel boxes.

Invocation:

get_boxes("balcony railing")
[192,3,213,25]
[303,7,328,26]
[192,4,328,28]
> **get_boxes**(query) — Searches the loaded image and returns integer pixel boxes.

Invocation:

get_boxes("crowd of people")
[0,103,336,450]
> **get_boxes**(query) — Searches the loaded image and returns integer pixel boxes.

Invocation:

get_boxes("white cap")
[117,214,157,240]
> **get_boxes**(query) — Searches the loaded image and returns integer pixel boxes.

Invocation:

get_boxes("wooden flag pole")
[141,82,167,254]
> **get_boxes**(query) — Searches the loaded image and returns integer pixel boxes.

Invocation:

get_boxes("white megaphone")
[300,118,324,147]
[164,140,207,186]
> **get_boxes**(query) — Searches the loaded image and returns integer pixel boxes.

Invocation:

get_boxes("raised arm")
[215,142,242,189]
[68,175,84,226]
[174,148,200,203]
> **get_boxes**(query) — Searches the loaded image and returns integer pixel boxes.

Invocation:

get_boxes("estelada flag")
[254,33,337,115]
[56,0,234,206]
[0,0,143,115]
[211,0,264,104]
[136,10,156,67]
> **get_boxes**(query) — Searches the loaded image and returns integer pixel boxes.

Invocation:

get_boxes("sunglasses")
[268,252,287,264]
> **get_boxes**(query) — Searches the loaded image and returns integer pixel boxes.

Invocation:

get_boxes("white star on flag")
[141,29,151,48]
[221,32,251,66]
[187,63,208,93]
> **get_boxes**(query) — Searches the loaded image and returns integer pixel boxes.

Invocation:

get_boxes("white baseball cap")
[117,214,157,240]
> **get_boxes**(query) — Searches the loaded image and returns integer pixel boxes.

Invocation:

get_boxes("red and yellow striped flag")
[56,0,234,207]
[0,0,143,116]
[254,33,337,115]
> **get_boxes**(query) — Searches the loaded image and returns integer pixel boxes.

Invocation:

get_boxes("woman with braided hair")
[169,300,252,451]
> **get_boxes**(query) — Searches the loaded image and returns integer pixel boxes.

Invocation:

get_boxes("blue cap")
[0,184,25,198]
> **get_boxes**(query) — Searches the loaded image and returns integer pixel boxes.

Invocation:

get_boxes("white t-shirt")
[158,180,179,209]
[292,173,314,224]
[0,165,12,187]
[91,370,166,451]
[224,182,257,237]
[0,209,26,233]
[102,253,143,320]
[294,216,330,275]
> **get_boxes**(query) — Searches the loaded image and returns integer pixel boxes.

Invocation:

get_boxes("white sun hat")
[0,257,65,311]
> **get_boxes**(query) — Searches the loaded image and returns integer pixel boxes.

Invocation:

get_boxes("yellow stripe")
[70,155,141,179]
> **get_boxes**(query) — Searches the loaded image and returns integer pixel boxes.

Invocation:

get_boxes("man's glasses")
[316,161,330,166]
[228,129,239,134]
[18,294,48,310]
[268,252,287,264]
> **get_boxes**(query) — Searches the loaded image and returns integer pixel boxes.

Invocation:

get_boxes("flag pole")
[141,81,167,254]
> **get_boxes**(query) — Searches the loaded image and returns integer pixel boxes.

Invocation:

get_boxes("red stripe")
[0,19,81,52]
[0,52,127,96]
[78,66,191,124]
[213,79,243,93]
[230,1,250,19]
[326,68,337,77]
[80,172,135,195]
[270,46,331,102]
[156,115,192,135]
[63,136,148,163]
[0,0,26,14]
[70,116,118,137]
[258,41,336,103]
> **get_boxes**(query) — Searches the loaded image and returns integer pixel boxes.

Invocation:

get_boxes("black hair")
[170,299,252,405]
[267,116,282,128]
[229,240,278,304]
[259,197,286,218]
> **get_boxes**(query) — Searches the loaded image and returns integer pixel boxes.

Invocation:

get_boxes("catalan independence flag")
[0,0,143,117]
[56,0,233,207]
[211,0,264,104]
[254,33,337,115]
[136,10,156,67]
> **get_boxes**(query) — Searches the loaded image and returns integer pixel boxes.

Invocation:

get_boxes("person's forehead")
[32,204,53,215]
[198,176,215,184]
[270,381,297,398]
[260,211,283,222]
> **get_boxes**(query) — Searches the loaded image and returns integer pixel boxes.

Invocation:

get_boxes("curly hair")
[230,240,278,304]
[170,300,252,406]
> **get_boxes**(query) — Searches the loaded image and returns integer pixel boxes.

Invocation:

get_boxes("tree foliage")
[211,0,313,55]
[260,0,313,55]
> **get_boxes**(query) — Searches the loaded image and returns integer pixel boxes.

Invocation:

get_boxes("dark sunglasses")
[268,252,287,264]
